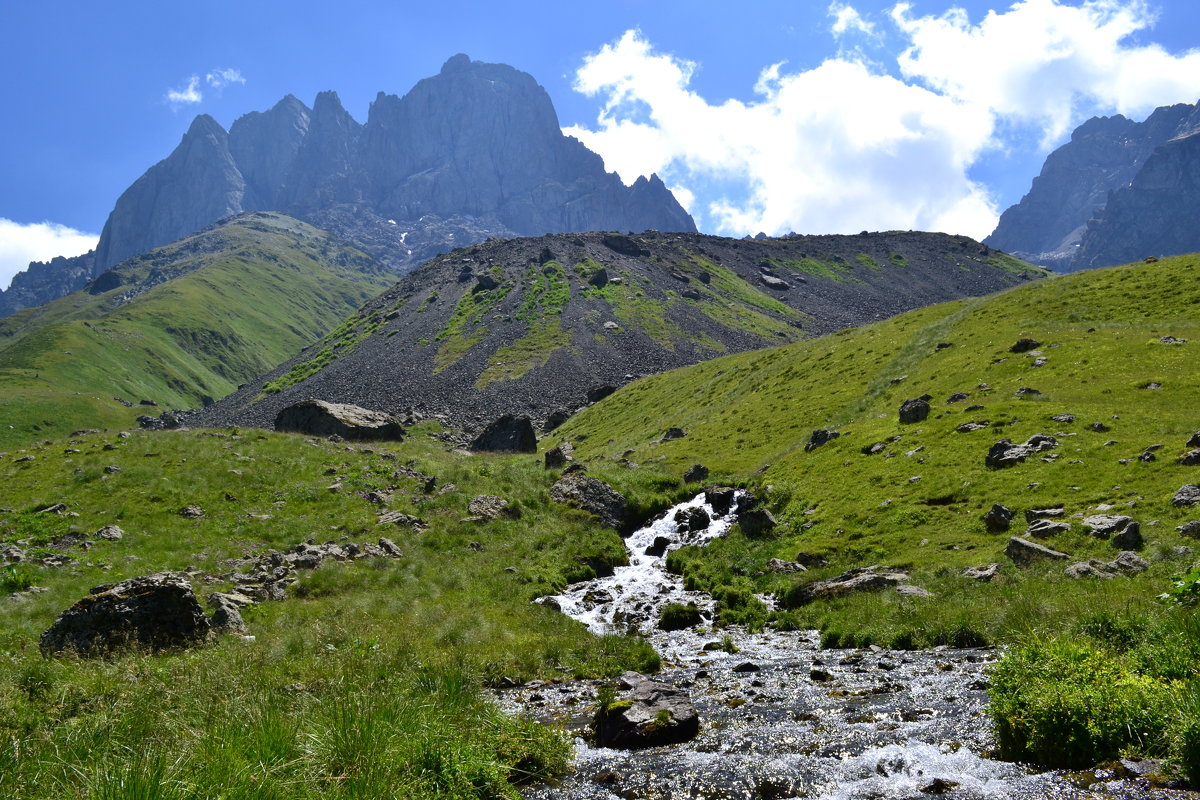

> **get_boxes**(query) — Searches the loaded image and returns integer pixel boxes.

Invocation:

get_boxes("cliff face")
[87,55,694,277]
[985,101,1200,270]
[0,251,95,318]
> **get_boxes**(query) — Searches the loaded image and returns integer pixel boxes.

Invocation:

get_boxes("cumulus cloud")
[0,219,98,292]
[166,68,246,108]
[567,3,1200,239]
[166,76,203,106]
[829,1,878,38]
[205,68,245,89]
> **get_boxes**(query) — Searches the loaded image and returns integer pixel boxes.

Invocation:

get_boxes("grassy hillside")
[0,212,392,450]
[556,253,1200,773]
[0,424,672,799]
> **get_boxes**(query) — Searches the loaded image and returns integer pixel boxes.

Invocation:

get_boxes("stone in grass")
[95,525,124,541]
[1177,521,1200,538]
[1005,537,1069,567]
[963,563,1001,582]
[1173,484,1200,507]
[683,464,709,483]
[738,508,778,538]
[787,566,910,605]
[1081,515,1136,539]
[1179,449,1200,466]
[550,473,628,531]
[985,435,1058,468]
[899,398,931,424]
[983,504,1014,533]
[661,427,686,442]
[594,672,700,749]
[1026,519,1071,539]
[1009,338,1042,353]
[41,573,212,657]
[1189,431,1200,449]
[1064,551,1149,579]
[805,429,840,452]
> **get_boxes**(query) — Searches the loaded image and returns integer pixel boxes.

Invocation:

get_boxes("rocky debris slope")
[985,100,1200,270]
[197,228,1044,433]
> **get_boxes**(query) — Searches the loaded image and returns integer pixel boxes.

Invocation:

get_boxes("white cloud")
[166,68,246,108]
[567,3,1200,240]
[167,75,203,107]
[206,68,245,89]
[0,219,99,292]
[829,1,878,38]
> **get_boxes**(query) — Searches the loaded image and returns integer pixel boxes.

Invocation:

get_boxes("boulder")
[40,573,212,657]
[1025,508,1065,522]
[1026,519,1071,538]
[274,399,405,441]
[787,566,910,605]
[550,473,628,531]
[899,398,931,424]
[594,672,700,749]
[587,385,617,403]
[543,408,572,432]
[644,536,671,558]
[738,508,777,538]
[1177,521,1200,538]
[1051,413,1076,423]
[1112,524,1144,550]
[469,415,537,453]
[956,421,990,433]
[1189,431,1200,449]
[963,563,1001,582]
[760,273,790,290]
[985,434,1058,468]
[674,507,711,532]
[662,427,686,441]
[95,525,124,541]
[207,593,248,635]
[1064,551,1149,579]
[794,551,829,568]
[862,441,887,455]
[683,464,709,483]
[544,445,572,469]
[1005,537,1069,567]
[704,486,737,516]
[805,429,840,451]
[1173,484,1200,507]
[767,558,808,574]
[466,495,518,521]
[1009,338,1042,353]
[1179,449,1200,466]
[1081,514,1136,539]
[983,504,1014,532]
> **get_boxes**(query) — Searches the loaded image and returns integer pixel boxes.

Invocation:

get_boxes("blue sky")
[3,0,1200,287]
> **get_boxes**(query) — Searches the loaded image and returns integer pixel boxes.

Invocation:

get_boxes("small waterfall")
[541,491,741,635]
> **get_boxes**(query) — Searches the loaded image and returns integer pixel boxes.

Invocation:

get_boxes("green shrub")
[658,603,703,631]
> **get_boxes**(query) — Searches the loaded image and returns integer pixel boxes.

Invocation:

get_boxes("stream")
[501,492,1200,800]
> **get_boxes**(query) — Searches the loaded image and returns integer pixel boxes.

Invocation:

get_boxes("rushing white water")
[541,491,740,635]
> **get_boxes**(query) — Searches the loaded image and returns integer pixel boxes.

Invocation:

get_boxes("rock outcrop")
[0,250,95,318]
[550,473,628,531]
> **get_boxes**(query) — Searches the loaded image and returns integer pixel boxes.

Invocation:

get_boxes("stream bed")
[501,492,1200,800]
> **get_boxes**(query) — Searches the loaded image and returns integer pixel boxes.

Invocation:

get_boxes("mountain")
[198,229,1044,432]
[985,100,1200,270]
[0,250,95,317]
[90,55,692,275]
[0,212,392,448]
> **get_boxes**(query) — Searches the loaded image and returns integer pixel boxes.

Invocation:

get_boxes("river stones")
[594,672,700,749]
[704,486,737,516]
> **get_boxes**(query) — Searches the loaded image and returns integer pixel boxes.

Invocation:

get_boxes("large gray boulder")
[899,398,931,424]
[41,573,212,657]
[985,434,1058,468]
[550,473,627,531]
[469,415,537,453]
[1005,537,1070,566]
[593,672,700,749]
[787,566,910,605]
[1173,484,1200,507]
[274,399,405,441]
[983,504,1014,532]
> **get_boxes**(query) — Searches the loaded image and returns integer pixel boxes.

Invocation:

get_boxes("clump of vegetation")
[658,602,703,630]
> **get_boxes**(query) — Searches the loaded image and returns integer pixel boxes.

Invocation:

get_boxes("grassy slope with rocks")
[554,254,1200,776]
[201,229,1046,433]
[0,423,681,799]
[0,212,392,450]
